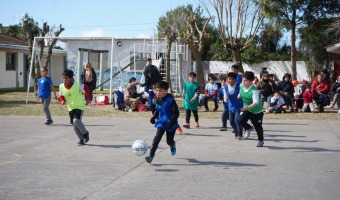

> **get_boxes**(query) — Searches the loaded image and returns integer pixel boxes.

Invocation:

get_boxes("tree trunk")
[290,7,297,80]
[231,48,244,72]
[165,40,172,92]
[193,54,205,93]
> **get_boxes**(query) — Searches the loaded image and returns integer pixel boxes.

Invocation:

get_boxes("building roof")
[0,33,27,46]
[325,43,340,55]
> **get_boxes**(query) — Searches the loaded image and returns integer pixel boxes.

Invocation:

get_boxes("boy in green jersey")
[183,72,200,129]
[238,71,264,147]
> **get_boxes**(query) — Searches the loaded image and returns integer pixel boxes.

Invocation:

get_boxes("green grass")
[0,88,339,120]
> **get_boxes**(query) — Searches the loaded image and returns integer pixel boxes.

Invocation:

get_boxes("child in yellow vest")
[59,69,91,145]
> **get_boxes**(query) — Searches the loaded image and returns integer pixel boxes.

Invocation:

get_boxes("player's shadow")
[266,146,340,152]
[153,158,266,168]
[184,133,222,137]
[263,122,309,126]
[86,144,131,148]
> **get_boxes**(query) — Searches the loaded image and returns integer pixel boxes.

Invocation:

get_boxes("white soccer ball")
[131,140,148,156]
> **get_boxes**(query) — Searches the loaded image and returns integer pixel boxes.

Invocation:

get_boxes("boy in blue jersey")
[218,75,228,131]
[37,67,58,125]
[225,72,244,139]
[145,81,180,163]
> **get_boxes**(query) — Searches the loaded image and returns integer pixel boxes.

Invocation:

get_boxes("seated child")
[268,91,288,113]
[302,85,316,112]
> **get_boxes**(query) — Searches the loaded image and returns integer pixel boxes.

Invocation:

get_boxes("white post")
[26,38,37,104]
[77,50,83,83]
[109,38,114,103]
[99,52,104,91]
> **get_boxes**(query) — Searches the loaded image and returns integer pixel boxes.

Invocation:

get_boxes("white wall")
[0,51,24,89]
[203,61,310,82]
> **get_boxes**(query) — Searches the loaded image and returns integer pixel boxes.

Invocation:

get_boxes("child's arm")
[166,100,180,129]
[50,84,58,100]
[190,86,200,103]
[59,89,66,105]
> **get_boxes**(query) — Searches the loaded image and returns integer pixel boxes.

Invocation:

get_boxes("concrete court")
[0,115,339,200]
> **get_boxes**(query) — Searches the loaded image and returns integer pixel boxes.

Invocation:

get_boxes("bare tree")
[184,14,211,92]
[201,0,263,71]
[23,15,64,97]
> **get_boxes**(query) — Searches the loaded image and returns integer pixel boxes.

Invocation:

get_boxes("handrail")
[96,61,134,89]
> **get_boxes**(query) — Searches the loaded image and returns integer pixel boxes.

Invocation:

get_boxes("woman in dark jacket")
[256,72,277,109]
[277,73,295,111]
[80,62,97,101]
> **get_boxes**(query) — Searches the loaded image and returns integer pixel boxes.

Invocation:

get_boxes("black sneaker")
[84,132,89,143]
[213,107,218,111]
[44,120,53,125]
[77,140,85,146]
[145,156,153,163]
[220,127,227,131]
[170,141,176,156]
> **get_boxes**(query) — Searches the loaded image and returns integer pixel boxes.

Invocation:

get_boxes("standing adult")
[80,62,97,102]
[141,58,162,113]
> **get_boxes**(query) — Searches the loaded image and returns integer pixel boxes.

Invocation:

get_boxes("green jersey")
[184,81,200,110]
[240,84,262,113]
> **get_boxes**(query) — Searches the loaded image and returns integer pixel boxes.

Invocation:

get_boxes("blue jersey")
[155,95,179,132]
[37,77,53,98]
[225,84,243,111]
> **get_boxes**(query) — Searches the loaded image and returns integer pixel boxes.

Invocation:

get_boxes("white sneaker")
[338,110,340,114]
[243,126,253,139]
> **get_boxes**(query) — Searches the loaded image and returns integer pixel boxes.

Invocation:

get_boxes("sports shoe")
[84,132,90,143]
[234,136,238,139]
[213,107,218,111]
[338,109,340,114]
[183,123,190,129]
[44,120,53,125]
[77,140,85,146]
[177,126,183,134]
[170,141,176,156]
[237,136,242,140]
[205,108,209,112]
[256,140,264,147]
[243,126,253,139]
[220,127,227,131]
[195,122,200,128]
[145,156,153,163]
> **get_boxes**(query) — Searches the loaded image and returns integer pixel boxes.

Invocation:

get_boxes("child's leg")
[249,112,264,141]
[213,95,219,110]
[221,105,228,128]
[72,109,88,140]
[150,128,166,157]
[234,110,243,137]
[185,109,191,124]
[237,110,251,130]
[302,103,308,112]
[192,110,199,123]
[308,103,315,112]
[42,96,52,121]
[165,130,176,147]
[228,110,237,135]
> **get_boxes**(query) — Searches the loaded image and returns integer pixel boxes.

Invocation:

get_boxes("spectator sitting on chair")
[202,77,219,112]
[311,73,330,112]
[257,72,277,112]
[268,91,288,113]
[277,73,295,112]
[124,77,143,111]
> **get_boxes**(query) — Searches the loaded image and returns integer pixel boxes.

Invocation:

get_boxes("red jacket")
[302,91,314,104]
[311,79,329,95]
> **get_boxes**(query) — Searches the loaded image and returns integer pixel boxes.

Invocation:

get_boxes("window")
[6,53,17,71]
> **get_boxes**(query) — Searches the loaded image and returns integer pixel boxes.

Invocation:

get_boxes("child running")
[59,69,91,146]
[183,72,200,129]
[238,71,264,147]
[37,67,58,125]
[145,81,179,163]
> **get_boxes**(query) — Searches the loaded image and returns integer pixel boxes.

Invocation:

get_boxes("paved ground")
[0,116,339,200]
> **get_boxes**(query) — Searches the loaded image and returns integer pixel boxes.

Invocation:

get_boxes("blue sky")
[1,0,200,38]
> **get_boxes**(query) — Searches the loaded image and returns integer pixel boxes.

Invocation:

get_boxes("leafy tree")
[259,0,340,80]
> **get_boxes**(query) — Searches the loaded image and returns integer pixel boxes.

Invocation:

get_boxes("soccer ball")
[131,140,148,156]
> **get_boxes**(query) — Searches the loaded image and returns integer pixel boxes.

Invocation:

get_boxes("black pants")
[185,109,199,124]
[238,110,264,141]
[150,128,176,157]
